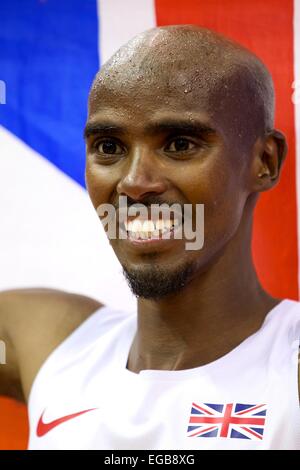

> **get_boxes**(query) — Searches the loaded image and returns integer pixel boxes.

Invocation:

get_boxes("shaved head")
[89,25,274,151]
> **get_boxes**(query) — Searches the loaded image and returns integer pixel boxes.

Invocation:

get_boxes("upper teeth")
[124,219,179,234]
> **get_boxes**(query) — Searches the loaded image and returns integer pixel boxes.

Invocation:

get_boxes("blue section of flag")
[187,426,200,432]
[205,403,224,413]
[199,429,218,438]
[235,403,254,413]
[253,410,266,416]
[191,407,202,415]
[0,0,99,187]
[251,427,264,435]
[230,429,250,439]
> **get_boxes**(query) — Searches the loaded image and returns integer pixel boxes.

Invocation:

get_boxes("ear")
[250,129,288,192]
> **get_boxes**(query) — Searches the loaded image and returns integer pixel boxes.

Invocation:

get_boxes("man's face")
[84,67,251,299]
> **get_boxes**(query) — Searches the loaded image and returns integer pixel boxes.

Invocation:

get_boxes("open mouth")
[116,209,185,242]
[114,202,185,245]
[122,217,182,241]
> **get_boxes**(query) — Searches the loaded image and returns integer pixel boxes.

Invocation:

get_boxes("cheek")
[206,178,246,249]
[85,159,117,209]
[180,159,237,207]
[182,163,245,243]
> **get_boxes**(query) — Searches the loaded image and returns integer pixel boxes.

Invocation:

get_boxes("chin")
[121,259,199,300]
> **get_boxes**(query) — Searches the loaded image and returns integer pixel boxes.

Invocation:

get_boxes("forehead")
[88,67,220,130]
[88,27,244,118]
[87,67,222,139]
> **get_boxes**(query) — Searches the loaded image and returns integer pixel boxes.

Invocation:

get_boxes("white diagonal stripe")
[97,0,156,65]
[0,125,136,312]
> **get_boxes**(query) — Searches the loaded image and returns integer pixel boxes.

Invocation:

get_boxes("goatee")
[122,260,198,300]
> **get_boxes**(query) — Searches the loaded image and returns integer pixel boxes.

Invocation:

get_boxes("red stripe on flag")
[189,416,265,425]
[155,0,298,299]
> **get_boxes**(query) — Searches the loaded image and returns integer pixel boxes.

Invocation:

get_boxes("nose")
[116,146,168,201]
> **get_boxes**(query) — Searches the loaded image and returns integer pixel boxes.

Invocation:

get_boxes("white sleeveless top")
[28,299,300,450]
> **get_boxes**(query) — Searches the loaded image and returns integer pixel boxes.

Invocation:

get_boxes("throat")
[126,296,279,374]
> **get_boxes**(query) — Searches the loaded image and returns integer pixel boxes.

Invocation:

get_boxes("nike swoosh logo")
[36,408,98,437]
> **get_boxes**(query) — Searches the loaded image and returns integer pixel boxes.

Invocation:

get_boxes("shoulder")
[0,288,102,337]
[0,288,103,402]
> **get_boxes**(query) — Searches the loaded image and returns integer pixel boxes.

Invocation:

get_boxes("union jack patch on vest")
[187,402,267,440]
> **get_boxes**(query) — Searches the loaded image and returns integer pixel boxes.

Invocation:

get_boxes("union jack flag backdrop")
[0,0,299,449]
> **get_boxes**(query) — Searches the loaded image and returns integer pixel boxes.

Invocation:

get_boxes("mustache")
[113,195,185,212]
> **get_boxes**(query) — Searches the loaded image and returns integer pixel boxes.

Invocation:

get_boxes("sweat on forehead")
[89,25,274,143]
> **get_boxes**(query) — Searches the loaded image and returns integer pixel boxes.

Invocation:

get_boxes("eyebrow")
[83,120,216,140]
[145,121,216,136]
[83,123,125,139]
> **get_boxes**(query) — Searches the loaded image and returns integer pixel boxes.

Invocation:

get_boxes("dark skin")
[85,25,286,372]
[0,25,296,405]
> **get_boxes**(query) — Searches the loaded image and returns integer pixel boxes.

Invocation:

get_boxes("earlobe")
[257,169,270,178]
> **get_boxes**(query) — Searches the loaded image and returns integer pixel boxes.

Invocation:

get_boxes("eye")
[165,137,196,153]
[94,139,124,155]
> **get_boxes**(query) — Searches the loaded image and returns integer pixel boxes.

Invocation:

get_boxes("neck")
[127,210,281,373]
